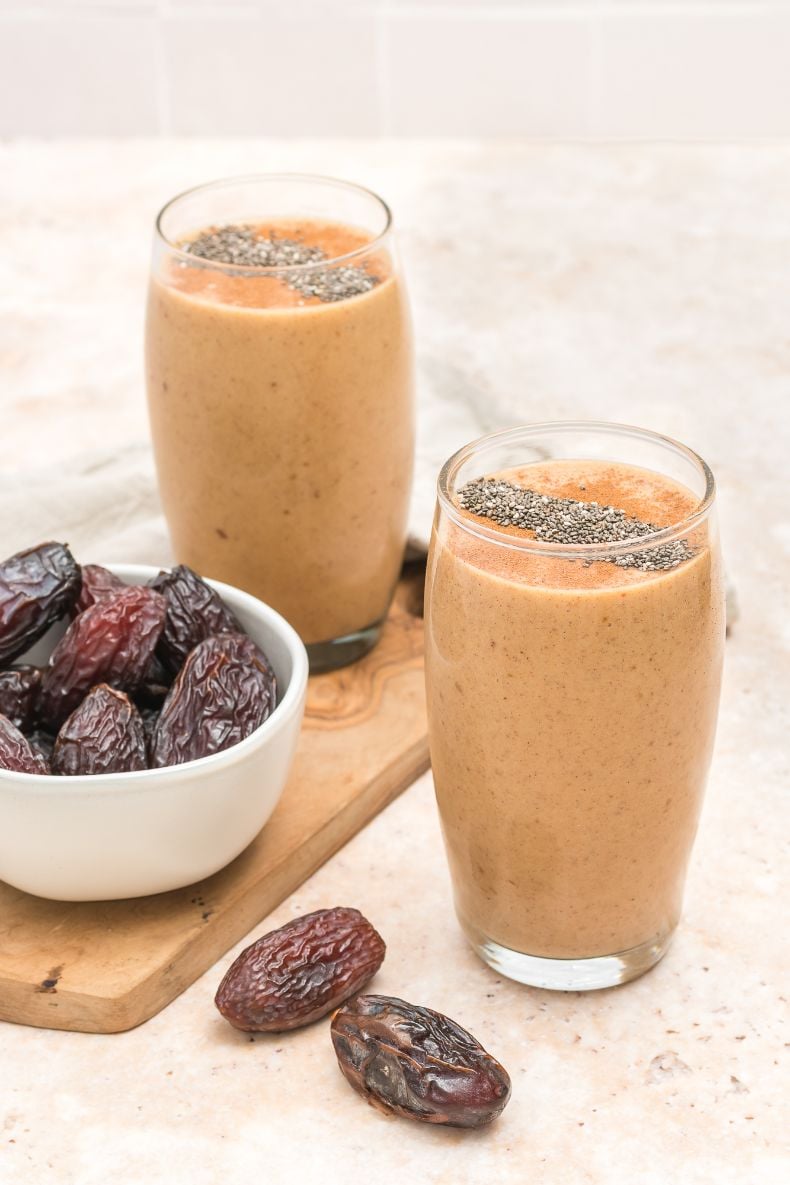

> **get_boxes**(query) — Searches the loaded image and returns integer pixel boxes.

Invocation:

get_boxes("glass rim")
[154,172,393,274]
[436,420,717,558]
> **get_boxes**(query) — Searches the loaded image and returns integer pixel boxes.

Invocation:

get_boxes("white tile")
[384,11,594,136]
[162,6,379,135]
[161,0,376,19]
[382,2,601,9]
[0,13,160,134]
[0,2,157,10]
[595,9,790,138]
[160,1,261,11]
[601,1,769,5]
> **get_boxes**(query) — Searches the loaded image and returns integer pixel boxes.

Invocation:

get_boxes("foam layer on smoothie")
[449,460,704,591]
[165,219,388,310]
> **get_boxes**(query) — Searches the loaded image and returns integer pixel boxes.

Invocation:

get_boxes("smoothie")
[425,457,725,966]
[146,214,414,654]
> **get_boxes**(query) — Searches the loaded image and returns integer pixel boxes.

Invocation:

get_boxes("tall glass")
[145,175,414,672]
[425,422,725,990]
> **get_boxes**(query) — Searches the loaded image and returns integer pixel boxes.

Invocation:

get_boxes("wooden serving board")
[0,566,428,1034]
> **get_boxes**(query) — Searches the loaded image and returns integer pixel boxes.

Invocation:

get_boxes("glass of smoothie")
[145,175,414,672]
[425,421,725,990]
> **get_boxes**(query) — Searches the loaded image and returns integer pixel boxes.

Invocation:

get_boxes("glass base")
[468,927,674,991]
[306,621,383,674]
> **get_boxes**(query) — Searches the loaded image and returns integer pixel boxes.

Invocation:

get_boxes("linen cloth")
[0,386,467,563]
[0,408,738,636]
[0,445,171,569]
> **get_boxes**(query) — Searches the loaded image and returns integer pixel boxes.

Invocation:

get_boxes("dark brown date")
[0,665,41,731]
[331,995,511,1128]
[150,632,276,768]
[26,727,55,763]
[150,565,241,676]
[139,706,160,759]
[0,542,81,665]
[39,586,167,729]
[134,653,172,709]
[73,564,127,616]
[215,907,385,1033]
[51,684,147,776]
[0,713,49,774]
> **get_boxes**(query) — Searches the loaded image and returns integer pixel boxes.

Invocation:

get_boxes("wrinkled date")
[73,564,127,616]
[0,541,81,665]
[39,586,167,729]
[134,653,172,710]
[0,546,278,774]
[139,706,160,759]
[330,995,512,1128]
[0,665,41,732]
[150,565,241,676]
[150,632,276,768]
[0,713,49,774]
[215,907,386,1032]
[51,684,148,776]
[26,727,55,763]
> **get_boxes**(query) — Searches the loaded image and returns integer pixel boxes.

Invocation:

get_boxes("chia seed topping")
[457,477,693,572]
[181,224,380,303]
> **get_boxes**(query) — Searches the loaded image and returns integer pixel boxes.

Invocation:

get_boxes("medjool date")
[215,908,385,1033]
[26,727,55,764]
[150,565,241,676]
[134,653,172,709]
[139,706,160,760]
[0,665,41,731]
[150,632,275,767]
[73,564,127,616]
[0,542,81,664]
[331,995,511,1128]
[51,684,147,776]
[39,586,166,729]
[0,713,49,774]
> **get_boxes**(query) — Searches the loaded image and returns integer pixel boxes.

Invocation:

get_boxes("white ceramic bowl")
[0,564,308,901]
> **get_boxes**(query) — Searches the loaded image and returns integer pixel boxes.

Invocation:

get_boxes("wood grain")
[0,566,428,1034]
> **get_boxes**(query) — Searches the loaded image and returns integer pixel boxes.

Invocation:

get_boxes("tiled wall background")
[3,1,790,138]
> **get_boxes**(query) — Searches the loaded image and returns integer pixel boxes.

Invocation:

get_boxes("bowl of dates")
[0,544,308,901]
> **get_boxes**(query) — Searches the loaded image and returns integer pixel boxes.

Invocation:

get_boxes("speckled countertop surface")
[0,140,788,1184]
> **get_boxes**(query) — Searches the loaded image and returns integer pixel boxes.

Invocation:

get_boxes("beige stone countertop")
[0,140,788,1184]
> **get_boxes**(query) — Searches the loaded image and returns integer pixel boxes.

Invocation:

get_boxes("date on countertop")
[331,994,511,1128]
[215,907,386,1032]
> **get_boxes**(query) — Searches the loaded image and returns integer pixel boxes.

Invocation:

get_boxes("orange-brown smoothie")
[425,459,725,962]
[145,218,414,647]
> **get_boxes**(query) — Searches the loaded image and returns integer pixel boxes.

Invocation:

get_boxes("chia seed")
[181,224,380,303]
[457,477,693,572]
